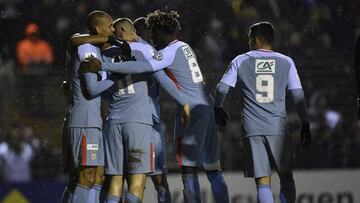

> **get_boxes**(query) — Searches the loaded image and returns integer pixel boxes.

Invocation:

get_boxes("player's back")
[159,40,212,107]
[234,50,298,136]
[68,43,104,129]
[106,39,153,125]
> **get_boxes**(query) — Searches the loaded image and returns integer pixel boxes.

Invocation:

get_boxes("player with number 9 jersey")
[220,49,302,136]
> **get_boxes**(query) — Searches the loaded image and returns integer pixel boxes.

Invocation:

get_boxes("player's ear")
[95,26,101,35]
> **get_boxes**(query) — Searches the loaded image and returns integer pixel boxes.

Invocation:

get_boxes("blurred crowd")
[0,0,359,182]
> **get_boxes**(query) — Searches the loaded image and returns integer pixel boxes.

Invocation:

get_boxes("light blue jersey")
[106,39,154,125]
[220,50,302,136]
[67,43,112,129]
[102,40,211,108]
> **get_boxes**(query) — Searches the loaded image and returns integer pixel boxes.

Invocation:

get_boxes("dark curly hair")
[146,10,181,34]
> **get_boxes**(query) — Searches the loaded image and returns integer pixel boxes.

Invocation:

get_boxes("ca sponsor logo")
[87,144,99,151]
[255,59,275,73]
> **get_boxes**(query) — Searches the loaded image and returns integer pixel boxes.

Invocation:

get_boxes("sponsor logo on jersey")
[255,59,275,73]
[87,144,99,151]
[182,46,194,59]
[153,51,163,61]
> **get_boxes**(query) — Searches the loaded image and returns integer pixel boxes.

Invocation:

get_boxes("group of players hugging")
[60,9,311,203]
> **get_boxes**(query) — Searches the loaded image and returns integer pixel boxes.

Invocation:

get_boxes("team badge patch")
[91,151,97,160]
[255,59,275,73]
[153,52,163,61]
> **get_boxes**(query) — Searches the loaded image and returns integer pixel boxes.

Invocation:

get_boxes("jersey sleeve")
[220,61,239,87]
[146,48,176,71]
[287,58,303,90]
[153,70,186,105]
[83,73,114,98]
[77,44,100,61]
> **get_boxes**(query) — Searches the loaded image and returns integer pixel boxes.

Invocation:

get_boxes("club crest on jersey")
[153,52,163,61]
[91,151,97,160]
[255,59,275,73]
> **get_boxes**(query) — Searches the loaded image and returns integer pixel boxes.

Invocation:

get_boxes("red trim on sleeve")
[81,134,87,166]
[164,68,180,90]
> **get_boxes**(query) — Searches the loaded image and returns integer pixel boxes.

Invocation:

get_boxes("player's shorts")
[175,105,220,168]
[68,127,104,168]
[104,122,153,175]
[243,135,292,178]
[148,121,167,176]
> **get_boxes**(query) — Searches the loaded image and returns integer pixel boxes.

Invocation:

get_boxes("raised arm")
[67,34,108,56]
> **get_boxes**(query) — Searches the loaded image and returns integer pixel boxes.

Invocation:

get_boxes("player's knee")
[95,167,105,185]
[79,167,97,187]
[151,175,168,187]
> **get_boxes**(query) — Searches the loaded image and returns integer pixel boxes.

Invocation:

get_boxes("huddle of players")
[61,8,312,203]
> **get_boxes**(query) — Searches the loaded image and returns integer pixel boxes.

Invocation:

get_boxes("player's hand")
[300,122,311,147]
[80,56,101,73]
[107,36,132,59]
[181,104,191,129]
[214,107,229,127]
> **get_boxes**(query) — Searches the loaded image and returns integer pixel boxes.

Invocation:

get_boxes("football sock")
[181,173,201,203]
[124,192,142,203]
[72,184,90,203]
[257,184,274,203]
[105,195,121,203]
[155,184,172,203]
[87,184,102,203]
[206,170,229,203]
[279,179,296,203]
[60,187,72,203]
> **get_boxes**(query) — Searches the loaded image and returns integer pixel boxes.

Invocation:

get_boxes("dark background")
[0,0,359,181]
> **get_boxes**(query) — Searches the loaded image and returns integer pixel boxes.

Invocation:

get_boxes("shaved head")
[87,10,111,34]
[113,18,137,41]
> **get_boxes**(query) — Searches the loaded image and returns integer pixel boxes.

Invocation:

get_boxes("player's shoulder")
[231,53,251,65]
[130,39,154,51]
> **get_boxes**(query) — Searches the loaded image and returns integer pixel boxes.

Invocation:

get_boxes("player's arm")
[81,49,174,74]
[214,61,239,126]
[83,73,115,98]
[287,59,311,147]
[78,44,114,98]
[152,70,186,105]
[67,34,108,55]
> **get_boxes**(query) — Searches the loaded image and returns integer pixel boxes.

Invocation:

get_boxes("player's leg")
[266,135,295,203]
[151,175,171,203]
[243,136,274,203]
[175,108,202,203]
[103,123,125,203]
[202,107,229,203]
[123,122,153,202]
[71,128,105,203]
[149,122,171,203]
